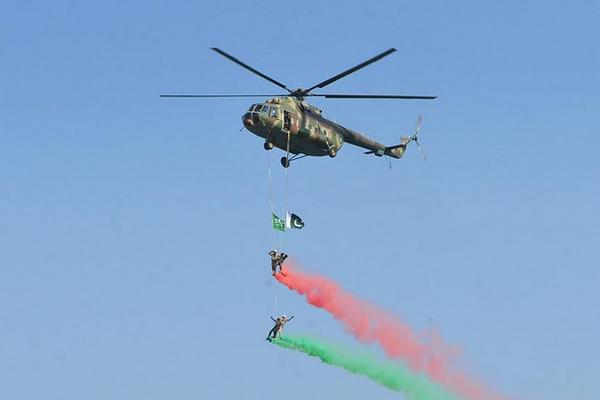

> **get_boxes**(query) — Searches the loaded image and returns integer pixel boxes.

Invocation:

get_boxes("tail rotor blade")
[415,115,423,136]
[415,139,426,161]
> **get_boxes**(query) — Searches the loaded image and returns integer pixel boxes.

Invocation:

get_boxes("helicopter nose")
[242,112,254,127]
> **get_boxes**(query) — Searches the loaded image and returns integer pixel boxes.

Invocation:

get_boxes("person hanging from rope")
[269,250,288,275]
[266,315,295,340]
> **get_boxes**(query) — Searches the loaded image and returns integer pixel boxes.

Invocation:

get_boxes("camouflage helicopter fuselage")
[242,96,407,159]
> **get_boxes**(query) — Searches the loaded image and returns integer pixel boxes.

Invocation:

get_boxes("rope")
[267,150,280,316]
[277,130,292,315]
[267,128,293,317]
[267,150,277,250]
[281,129,291,253]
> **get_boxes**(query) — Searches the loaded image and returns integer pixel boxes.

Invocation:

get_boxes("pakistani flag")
[272,213,285,232]
[285,212,305,229]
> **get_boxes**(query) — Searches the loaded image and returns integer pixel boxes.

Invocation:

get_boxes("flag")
[272,213,285,231]
[285,212,304,229]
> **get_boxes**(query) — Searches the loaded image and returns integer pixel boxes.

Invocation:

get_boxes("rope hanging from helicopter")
[267,152,276,249]
[266,129,292,315]
[266,150,279,315]
[281,129,291,252]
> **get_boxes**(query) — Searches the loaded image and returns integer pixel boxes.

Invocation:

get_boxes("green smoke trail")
[271,335,459,400]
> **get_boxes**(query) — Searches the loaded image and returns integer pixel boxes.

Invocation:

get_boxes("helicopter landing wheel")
[263,141,274,151]
[328,148,337,158]
[280,156,290,168]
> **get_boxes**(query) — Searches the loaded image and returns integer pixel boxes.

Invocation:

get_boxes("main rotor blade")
[304,48,397,93]
[211,48,292,93]
[160,94,287,98]
[311,94,437,100]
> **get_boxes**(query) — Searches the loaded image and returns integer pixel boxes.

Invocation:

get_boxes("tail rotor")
[409,115,426,160]
[369,115,428,161]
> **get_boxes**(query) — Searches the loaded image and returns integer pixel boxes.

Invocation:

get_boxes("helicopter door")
[283,110,291,132]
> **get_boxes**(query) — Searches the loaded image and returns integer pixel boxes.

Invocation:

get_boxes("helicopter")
[161,48,436,168]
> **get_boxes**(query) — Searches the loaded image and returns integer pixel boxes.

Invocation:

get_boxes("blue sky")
[1,1,598,399]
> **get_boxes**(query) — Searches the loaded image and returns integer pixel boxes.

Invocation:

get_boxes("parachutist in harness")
[266,315,294,340]
[269,250,288,275]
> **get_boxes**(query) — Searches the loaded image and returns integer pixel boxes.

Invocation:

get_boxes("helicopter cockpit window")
[270,108,278,118]
[263,106,271,115]
[254,104,263,112]
[248,104,256,111]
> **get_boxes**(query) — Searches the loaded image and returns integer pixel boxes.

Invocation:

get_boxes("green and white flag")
[272,213,285,232]
[285,212,305,229]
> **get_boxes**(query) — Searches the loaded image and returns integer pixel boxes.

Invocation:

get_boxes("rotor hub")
[291,88,307,99]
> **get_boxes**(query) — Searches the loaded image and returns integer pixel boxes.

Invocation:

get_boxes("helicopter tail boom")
[383,143,408,159]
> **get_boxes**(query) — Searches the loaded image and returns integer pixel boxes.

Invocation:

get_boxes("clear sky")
[1,1,598,399]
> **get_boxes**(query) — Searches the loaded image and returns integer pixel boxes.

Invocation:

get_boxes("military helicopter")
[161,48,436,168]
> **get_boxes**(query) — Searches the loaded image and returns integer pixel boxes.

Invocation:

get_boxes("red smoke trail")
[275,264,508,400]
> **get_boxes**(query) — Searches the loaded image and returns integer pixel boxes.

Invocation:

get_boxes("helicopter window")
[270,108,278,118]
[248,104,256,111]
[263,106,271,114]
